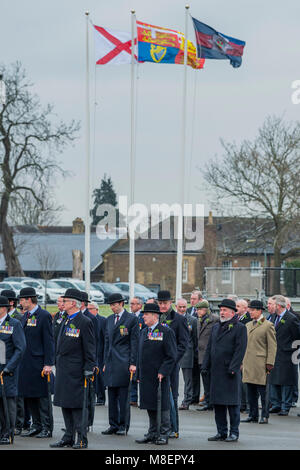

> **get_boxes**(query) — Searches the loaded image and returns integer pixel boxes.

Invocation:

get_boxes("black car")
[91,282,130,304]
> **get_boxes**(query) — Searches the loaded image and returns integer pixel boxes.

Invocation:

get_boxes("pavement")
[4,376,300,451]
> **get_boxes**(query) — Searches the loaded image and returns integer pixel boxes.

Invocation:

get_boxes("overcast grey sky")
[1,0,300,224]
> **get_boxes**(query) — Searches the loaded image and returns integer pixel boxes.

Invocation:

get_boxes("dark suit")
[203,316,247,437]
[103,310,139,431]
[54,311,96,443]
[179,314,197,406]
[0,314,26,439]
[138,322,177,439]
[19,305,55,433]
[95,315,106,404]
[52,310,67,354]
[238,311,252,410]
[269,310,300,412]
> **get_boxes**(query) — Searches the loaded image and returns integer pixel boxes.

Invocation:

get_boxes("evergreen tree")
[91,174,118,225]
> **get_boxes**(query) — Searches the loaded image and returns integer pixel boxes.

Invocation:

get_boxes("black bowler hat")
[1,289,16,300]
[249,300,265,310]
[62,288,82,302]
[157,290,172,301]
[218,298,237,312]
[0,296,10,308]
[107,293,126,304]
[80,291,91,303]
[142,303,161,315]
[18,287,37,299]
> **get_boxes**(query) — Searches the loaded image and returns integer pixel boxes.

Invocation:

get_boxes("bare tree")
[204,116,300,291]
[0,62,79,275]
[35,244,59,307]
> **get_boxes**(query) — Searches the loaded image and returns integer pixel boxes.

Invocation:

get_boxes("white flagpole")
[85,11,91,294]
[129,9,136,302]
[175,4,189,302]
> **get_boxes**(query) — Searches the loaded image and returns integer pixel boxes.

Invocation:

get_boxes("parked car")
[92,282,130,304]
[20,279,62,304]
[52,278,104,304]
[114,282,157,303]
[0,281,20,295]
[3,276,35,283]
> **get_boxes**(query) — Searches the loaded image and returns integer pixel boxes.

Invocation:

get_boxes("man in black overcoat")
[136,303,177,445]
[88,301,106,405]
[102,293,139,436]
[0,295,26,445]
[202,298,247,442]
[18,287,55,438]
[269,295,300,415]
[50,289,96,449]
[52,296,67,353]
[157,290,189,438]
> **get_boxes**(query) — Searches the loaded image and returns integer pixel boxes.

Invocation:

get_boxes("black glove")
[83,370,94,379]
[2,368,13,377]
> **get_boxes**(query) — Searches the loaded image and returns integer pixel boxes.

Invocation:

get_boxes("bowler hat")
[0,296,10,308]
[107,293,126,304]
[249,300,265,310]
[80,291,91,303]
[62,288,82,302]
[218,298,237,312]
[142,303,161,315]
[18,287,37,299]
[1,289,16,300]
[157,290,172,301]
[196,300,210,309]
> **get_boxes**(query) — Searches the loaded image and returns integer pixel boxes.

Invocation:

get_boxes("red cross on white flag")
[93,25,137,65]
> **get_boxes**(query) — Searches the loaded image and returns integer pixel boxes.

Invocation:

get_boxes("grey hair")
[133,296,143,306]
[192,290,202,300]
[273,295,287,308]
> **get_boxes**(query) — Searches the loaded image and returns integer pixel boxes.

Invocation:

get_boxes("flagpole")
[85,11,91,294]
[175,4,189,302]
[129,9,136,302]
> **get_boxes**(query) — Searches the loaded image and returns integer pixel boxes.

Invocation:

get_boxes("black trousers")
[147,409,170,439]
[192,362,200,402]
[62,407,86,443]
[214,404,240,437]
[0,397,16,438]
[108,386,129,431]
[246,383,267,419]
[24,397,51,431]
[170,364,180,433]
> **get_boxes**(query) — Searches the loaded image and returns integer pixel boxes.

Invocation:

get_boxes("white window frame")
[182,259,189,283]
[250,260,262,277]
[222,260,232,284]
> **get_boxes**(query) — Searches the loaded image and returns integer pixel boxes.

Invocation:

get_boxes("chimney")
[72,217,85,234]
[208,211,213,225]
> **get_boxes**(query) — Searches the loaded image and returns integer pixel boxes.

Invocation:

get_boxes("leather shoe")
[72,439,88,449]
[21,427,42,437]
[278,411,289,416]
[259,417,268,424]
[36,429,52,438]
[116,428,126,436]
[197,405,213,411]
[49,439,74,448]
[269,407,281,413]
[225,434,238,442]
[168,431,179,438]
[102,427,118,435]
[135,436,155,444]
[154,436,168,445]
[207,433,227,441]
[0,436,13,445]
[179,404,189,410]
[241,417,258,423]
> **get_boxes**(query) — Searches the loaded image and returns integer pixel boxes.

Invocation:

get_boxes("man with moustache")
[203,299,247,442]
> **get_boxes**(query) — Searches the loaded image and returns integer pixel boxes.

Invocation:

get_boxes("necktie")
[275,316,280,327]
[115,314,120,325]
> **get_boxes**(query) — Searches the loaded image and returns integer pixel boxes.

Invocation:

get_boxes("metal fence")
[204,267,300,298]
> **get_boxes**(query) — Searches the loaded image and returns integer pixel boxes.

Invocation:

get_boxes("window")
[222,261,232,283]
[280,261,286,284]
[183,259,189,283]
[250,260,261,277]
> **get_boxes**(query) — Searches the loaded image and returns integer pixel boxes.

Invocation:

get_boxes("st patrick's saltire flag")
[191,17,245,68]
[137,21,205,69]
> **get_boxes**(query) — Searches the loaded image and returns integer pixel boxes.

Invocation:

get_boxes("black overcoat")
[160,309,189,364]
[18,306,55,398]
[54,311,96,408]
[179,314,198,369]
[138,323,177,410]
[103,310,139,388]
[0,314,26,397]
[202,318,247,405]
[269,311,300,386]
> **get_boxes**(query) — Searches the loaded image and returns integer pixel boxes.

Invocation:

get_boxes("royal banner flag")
[93,24,137,65]
[191,17,245,68]
[137,21,205,69]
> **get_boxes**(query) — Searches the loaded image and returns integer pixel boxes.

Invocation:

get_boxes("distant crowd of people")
[0,285,299,448]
